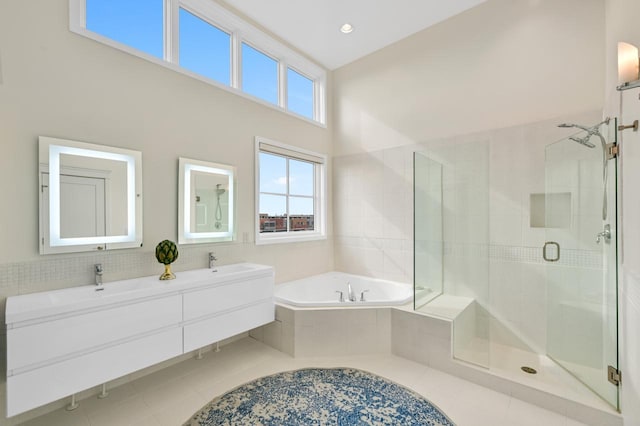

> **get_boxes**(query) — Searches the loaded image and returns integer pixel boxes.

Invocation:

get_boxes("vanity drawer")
[6,327,182,417]
[183,276,273,321]
[7,295,182,373]
[183,300,274,352]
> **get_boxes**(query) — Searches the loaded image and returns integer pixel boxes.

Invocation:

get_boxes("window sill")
[255,233,326,246]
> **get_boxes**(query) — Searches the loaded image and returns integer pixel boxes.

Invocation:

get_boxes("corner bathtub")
[275,272,413,307]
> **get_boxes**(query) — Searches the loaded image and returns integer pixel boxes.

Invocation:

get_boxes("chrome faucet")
[347,282,356,302]
[94,264,104,291]
[209,252,218,271]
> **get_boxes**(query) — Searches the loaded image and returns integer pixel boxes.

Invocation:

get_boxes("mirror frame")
[39,136,143,254]
[178,158,236,244]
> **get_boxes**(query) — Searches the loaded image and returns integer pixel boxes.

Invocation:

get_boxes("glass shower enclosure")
[413,118,619,410]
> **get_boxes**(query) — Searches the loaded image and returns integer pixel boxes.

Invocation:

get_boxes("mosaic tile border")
[444,243,602,269]
[0,243,242,296]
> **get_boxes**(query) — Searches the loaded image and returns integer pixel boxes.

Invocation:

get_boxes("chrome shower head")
[557,119,609,149]
[216,184,226,196]
[569,136,596,148]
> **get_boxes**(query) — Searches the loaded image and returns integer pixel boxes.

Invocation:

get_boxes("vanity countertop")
[6,262,274,324]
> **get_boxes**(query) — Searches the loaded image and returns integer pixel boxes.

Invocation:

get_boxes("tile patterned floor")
[18,338,587,426]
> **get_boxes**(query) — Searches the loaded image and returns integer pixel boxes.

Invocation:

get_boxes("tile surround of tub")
[251,305,392,357]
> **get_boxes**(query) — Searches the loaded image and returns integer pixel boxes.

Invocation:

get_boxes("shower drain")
[521,366,537,374]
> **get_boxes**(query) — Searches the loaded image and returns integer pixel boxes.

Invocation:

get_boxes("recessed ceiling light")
[340,23,354,34]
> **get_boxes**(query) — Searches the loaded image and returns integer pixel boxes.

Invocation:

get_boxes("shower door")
[544,120,619,409]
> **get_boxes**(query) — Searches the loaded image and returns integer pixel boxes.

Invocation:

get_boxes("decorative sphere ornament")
[155,240,178,280]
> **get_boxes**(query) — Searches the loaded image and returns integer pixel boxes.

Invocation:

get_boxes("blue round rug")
[184,367,455,425]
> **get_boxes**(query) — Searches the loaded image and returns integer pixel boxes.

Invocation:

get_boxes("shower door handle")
[543,242,560,262]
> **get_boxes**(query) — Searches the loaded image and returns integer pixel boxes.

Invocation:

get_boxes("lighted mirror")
[178,158,235,244]
[38,136,143,254]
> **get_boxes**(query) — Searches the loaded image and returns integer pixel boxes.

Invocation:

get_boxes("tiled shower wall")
[333,147,416,284]
[333,110,603,353]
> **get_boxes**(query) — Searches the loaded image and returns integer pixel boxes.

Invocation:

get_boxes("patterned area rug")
[184,368,455,425]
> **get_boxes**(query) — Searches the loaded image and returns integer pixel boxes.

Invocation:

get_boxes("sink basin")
[213,264,256,274]
[5,263,274,324]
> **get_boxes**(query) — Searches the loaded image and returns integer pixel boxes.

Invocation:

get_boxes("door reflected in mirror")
[39,136,143,254]
[178,158,235,244]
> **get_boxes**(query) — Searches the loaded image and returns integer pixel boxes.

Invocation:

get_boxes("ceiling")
[221,0,487,70]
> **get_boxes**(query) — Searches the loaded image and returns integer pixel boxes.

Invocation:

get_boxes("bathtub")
[275,272,413,307]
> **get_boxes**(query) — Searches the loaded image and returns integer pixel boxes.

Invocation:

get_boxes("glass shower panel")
[414,152,443,309]
[545,120,618,409]
[413,141,490,370]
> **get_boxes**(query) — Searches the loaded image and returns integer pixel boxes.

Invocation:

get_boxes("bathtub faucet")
[347,282,356,302]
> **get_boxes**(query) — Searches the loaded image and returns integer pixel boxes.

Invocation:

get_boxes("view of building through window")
[259,214,314,233]
[258,151,315,233]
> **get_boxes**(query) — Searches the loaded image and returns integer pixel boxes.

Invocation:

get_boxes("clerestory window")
[70,0,326,125]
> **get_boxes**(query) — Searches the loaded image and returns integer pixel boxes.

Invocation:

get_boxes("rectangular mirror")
[178,158,235,244]
[39,136,143,254]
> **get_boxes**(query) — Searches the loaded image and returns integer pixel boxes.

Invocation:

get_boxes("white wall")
[0,0,333,307]
[333,0,605,156]
[605,0,640,424]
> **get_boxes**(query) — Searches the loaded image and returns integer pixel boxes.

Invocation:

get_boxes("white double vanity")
[5,263,274,417]
[5,136,273,417]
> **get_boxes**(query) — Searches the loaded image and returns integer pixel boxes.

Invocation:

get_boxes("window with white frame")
[287,67,314,120]
[70,0,326,125]
[85,0,164,59]
[242,43,279,105]
[255,137,326,244]
[178,7,231,86]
